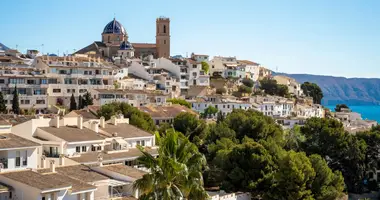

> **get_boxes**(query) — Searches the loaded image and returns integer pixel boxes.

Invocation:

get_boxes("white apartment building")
[251,96,294,118]
[34,54,118,107]
[295,104,324,118]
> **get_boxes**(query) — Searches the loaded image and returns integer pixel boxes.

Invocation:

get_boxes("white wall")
[125,137,154,148]
[3,148,37,172]
[0,176,42,200]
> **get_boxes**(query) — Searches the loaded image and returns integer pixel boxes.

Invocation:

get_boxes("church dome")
[103,18,126,35]
[120,41,133,50]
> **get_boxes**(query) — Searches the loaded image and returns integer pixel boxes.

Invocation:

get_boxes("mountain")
[0,42,9,51]
[275,73,380,106]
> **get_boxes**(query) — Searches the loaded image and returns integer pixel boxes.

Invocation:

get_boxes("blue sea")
[325,105,380,123]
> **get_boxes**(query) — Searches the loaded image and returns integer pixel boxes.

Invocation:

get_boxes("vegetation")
[216,88,226,95]
[334,104,349,112]
[12,86,20,114]
[242,78,254,88]
[301,82,324,104]
[238,85,252,94]
[201,106,218,119]
[167,98,191,108]
[69,94,77,111]
[259,78,289,97]
[83,91,93,107]
[0,92,6,113]
[201,61,210,74]
[134,130,208,199]
[78,95,84,109]
[97,102,155,132]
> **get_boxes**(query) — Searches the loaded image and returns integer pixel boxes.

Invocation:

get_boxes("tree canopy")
[334,104,349,112]
[69,94,77,111]
[242,78,254,88]
[259,78,289,97]
[201,106,218,119]
[83,91,93,107]
[167,98,191,108]
[201,61,210,74]
[301,82,324,104]
[12,86,20,114]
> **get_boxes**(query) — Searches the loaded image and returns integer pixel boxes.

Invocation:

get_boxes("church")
[75,17,170,59]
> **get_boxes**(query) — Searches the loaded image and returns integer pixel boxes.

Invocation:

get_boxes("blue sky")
[1,0,379,78]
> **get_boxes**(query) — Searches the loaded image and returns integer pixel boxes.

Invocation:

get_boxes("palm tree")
[134,130,209,200]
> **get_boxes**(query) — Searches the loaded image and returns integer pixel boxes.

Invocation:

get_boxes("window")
[0,79,4,84]
[53,89,61,93]
[79,89,87,93]
[76,146,80,153]
[92,146,96,151]
[193,65,197,68]
[164,40,166,44]
[21,100,30,104]
[141,140,145,146]
[36,100,45,104]
[82,146,87,152]
[136,141,141,146]
[212,65,215,68]
[27,80,36,84]
[16,151,20,167]
[97,146,101,151]
[23,150,27,166]
[163,25,166,33]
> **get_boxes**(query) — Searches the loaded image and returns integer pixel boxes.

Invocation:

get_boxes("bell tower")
[156,17,170,58]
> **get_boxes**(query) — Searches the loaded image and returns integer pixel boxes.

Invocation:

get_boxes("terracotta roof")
[0,133,40,149]
[70,148,158,164]
[38,126,105,142]
[87,105,101,115]
[187,59,197,65]
[139,105,197,119]
[1,170,71,191]
[49,164,109,183]
[101,123,153,138]
[132,43,157,49]
[101,164,146,179]
[0,119,11,126]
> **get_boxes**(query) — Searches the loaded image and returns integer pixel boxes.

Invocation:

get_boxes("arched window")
[163,25,166,34]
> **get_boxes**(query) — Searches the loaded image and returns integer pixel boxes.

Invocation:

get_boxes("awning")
[92,144,100,147]
[114,139,128,146]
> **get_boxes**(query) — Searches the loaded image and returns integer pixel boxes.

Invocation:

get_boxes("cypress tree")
[0,92,6,113]
[78,95,83,109]
[70,94,77,111]
[83,91,93,107]
[12,86,20,114]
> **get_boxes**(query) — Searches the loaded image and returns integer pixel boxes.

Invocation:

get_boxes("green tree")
[78,95,84,109]
[309,154,345,200]
[83,91,93,107]
[216,111,225,123]
[284,125,305,151]
[12,86,20,114]
[98,102,156,132]
[242,78,254,88]
[266,151,315,200]
[202,106,218,119]
[0,92,6,113]
[69,94,77,111]
[167,98,191,108]
[334,104,349,112]
[173,112,201,136]
[301,82,324,104]
[201,61,210,74]
[259,78,278,95]
[238,85,252,94]
[158,122,172,135]
[134,130,209,199]
[276,84,289,97]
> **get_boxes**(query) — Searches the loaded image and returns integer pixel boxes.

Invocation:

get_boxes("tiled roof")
[132,43,156,49]
[101,164,146,179]
[0,133,40,149]
[50,164,109,183]
[65,110,98,121]
[101,123,153,138]
[1,170,71,191]
[38,126,105,142]
[70,148,158,164]
[40,172,96,193]
[139,105,197,119]
[0,115,36,126]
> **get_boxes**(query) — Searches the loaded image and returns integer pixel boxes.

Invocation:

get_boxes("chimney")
[92,121,99,133]
[54,116,60,128]
[59,155,65,166]
[100,117,105,128]
[111,116,117,126]
[50,160,56,173]
[77,115,83,129]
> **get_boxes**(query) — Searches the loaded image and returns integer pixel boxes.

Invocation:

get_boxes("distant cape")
[0,42,10,51]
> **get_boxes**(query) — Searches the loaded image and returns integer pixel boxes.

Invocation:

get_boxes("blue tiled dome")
[103,18,126,35]
[120,41,133,50]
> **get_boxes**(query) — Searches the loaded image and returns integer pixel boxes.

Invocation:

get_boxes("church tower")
[156,17,170,58]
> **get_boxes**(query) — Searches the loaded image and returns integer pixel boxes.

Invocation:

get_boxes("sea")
[325,105,380,123]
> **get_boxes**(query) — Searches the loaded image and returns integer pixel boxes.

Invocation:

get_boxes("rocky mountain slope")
[275,73,380,106]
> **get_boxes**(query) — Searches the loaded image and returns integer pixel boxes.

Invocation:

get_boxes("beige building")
[273,75,303,96]
[76,17,171,59]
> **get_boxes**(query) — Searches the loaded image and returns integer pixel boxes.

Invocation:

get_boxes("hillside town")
[0,17,377,200]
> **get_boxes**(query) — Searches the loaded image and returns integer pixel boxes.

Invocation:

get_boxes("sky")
[1,0,380,78]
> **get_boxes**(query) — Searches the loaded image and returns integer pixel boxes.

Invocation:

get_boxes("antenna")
[15,44,18,50]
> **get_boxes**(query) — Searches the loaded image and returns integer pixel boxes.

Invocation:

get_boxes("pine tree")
[83,91,93,107]
[0,92,6,113]
[70,94,77,111]
[78,95,83,109]
[12,86,20,114]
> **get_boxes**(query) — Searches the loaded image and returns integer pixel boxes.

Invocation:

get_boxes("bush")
[242,78,254,88]
[167,98,191,108]
[216,88,226,94]
[238,85,252,94]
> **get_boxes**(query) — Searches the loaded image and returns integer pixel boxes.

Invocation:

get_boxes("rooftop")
[70,147,158,164]
[101,164,146,179]
[39,164,109,183]
[101,123,153,138]
[0,115,36,126]
[0,133,40,149]
[131,43,156,49]
[1,170,71,191]
[139,105,197,118]
[65,110,98,121]
[38,126,105,142]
